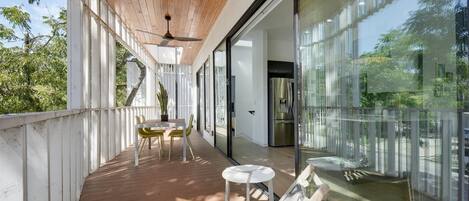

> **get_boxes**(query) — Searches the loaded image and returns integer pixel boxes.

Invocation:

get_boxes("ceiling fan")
[136,14,202,46]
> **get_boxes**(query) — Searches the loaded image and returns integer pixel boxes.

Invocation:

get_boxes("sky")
[357,0,419,55]
[0,0,65,47]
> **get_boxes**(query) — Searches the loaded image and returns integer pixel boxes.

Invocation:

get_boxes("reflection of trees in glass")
[359,29,423,108]
[359,0,468,110]
[0,4,67,114]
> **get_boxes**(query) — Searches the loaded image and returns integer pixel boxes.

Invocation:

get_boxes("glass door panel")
[204,60,211,132]
[197,68,204,132]
[214,42,228,154]
[297,0,468,200]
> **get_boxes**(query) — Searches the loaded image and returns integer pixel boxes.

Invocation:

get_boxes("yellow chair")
[168,114,195,160]
[136,115,165,159]
[141,115,166,153]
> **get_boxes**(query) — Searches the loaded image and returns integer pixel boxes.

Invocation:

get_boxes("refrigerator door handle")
[275,120,294,124]
[287,81,293,115]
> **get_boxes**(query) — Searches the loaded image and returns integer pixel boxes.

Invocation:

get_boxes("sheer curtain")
[157,63,193,122]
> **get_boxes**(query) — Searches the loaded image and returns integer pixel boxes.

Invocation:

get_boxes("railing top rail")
[0,106,157,130]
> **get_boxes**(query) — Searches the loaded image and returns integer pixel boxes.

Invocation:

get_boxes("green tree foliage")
[0,5,67,114]
[116,42,131,107]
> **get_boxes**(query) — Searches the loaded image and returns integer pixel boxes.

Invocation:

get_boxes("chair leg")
[138,137,144,150]
[159,136,164,154]
[187,137,195,159]
[157,136,161,160]
[148,137,152,150]
[139,138,147,154]
[168,136,173,161]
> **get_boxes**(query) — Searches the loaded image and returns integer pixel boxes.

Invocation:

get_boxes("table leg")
[134,126,139,166]
[182,124,187,161]
[268,180,274,201]
[225,180,230,201]
[246,183,250,201]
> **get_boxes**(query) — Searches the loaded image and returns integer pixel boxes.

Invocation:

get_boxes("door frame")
[196,68,201,132]
[212,41,230,156]
[211,0,300,197]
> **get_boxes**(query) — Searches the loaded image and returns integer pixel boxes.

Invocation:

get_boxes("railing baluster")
[0,106,156,201]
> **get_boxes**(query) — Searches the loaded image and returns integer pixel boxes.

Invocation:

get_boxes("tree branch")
[124,59,146,106]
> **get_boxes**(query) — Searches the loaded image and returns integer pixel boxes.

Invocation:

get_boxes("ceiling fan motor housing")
[163,14,174,40]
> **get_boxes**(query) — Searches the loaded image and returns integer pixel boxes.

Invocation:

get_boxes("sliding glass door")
[197,60,212,134]
[204,60,211,133]
[214,42,228,154]
[197,67,205,132]
[297,0,468,200]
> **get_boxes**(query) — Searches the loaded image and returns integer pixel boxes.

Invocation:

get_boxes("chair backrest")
[279,164,330,201]
[135,115,146,135]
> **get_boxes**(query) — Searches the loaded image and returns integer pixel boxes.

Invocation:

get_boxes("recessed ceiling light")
[326,19,333,23]
[359,1,365,6]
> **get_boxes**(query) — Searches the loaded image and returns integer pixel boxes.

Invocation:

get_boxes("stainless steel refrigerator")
[269,78,294,146]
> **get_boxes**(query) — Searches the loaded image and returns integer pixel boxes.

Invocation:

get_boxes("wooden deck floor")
[79,131,268,201]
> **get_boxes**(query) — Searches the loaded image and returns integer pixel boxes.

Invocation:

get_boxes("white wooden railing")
[0,106,158,201]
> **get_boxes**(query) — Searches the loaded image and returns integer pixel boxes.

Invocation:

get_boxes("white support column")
[99,0,109,164]
[108,10,116,108]
[100,0,109,108]
[89,0,101,170]
[67,0,91,180]
[67,0,85,110]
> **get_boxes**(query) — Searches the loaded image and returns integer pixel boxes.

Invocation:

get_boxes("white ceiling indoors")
[255,0,293,41]
[234,0,294,62]
[240,0,294,42]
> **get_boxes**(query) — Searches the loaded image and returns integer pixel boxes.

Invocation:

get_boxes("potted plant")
[157,81,169,121]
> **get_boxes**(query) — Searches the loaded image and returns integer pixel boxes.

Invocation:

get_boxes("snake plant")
[157,81,168,115]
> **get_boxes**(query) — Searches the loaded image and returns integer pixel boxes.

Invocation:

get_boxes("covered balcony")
[1,0,468,201]
[0,0,279,201]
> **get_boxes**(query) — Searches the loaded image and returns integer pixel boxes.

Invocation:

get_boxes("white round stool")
[222,164,275,201]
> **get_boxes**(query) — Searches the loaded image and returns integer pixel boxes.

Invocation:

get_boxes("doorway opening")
[229,0,295,195]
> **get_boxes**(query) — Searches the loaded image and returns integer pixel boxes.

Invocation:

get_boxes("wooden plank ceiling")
[107,0,227,65]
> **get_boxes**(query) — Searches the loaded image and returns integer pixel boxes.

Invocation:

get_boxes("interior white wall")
[251,30,269,146]
[268,37,294,62]
[232,45,254,141]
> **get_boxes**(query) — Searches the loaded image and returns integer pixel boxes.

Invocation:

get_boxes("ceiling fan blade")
[135,29,164,38]
[143,42,178,48]
[173,36,202,42]
[159,39,170,46]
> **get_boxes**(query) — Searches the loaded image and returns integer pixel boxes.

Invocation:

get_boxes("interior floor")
[232,136,295,196]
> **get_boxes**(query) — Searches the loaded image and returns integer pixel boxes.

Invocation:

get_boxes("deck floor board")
[79,131,268,201]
